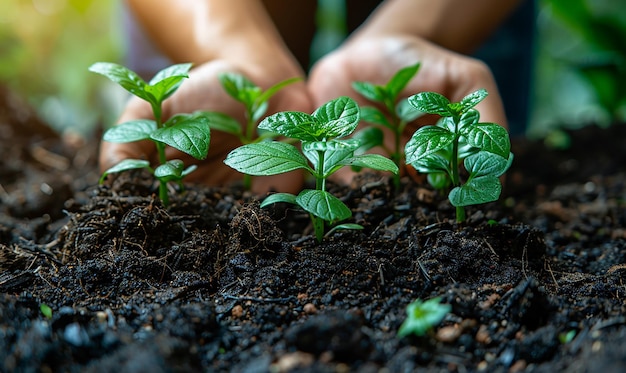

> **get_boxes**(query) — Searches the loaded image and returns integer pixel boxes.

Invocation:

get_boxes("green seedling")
[352,62,423,189]
[404,89,513,222]
[40,303,53,319]
[559,329,576,344]
[201,73,300,190]
[398,297,451,338]
[90,62,211,206]
[224,97,398,242]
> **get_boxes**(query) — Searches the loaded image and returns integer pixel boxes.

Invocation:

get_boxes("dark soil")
[2,86,626,372]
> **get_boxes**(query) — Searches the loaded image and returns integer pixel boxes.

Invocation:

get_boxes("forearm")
[353,0,523,54]
[126,0,298,72]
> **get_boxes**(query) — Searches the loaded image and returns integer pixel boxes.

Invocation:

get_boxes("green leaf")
[339,154,399,174]
[398,297,451,338]
[149,63,192,85]
[459,88,488,112]
[405,126,455,165]
[464,151,509,178]
[154,159,186,181]
[427,172,451,190]
[438,116,456,133]
[200,111,242,136]
[386,62,421,99]
[99,159,151,183]
[460,122,510,158]
[499,152,514,177]
[408,92,452,116]
[224,141,311,176]
[258,111,318,141]
[102,120,156,143]
[151,114,211,159]
[352,81,387,102]
[302,139,360,153]
[396,98,424,122]
[89,62,148,100]
[457,109,480,132]
[411,153,450,174]
[252,101,270,123]
[146,63,192,103]
[351,127,384,155]
[296,189,352,223]
[255,77,301,108]
[360,106,393,129]
[312,96,360,138]
[40,304,52,319]
[219,72,261,105]
[303,141,356,173]
[260,192,298,208]
[182,165,198,177]
[326,223,364,237]
[449,176,501,206]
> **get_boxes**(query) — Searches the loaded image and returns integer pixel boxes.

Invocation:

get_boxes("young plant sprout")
[90,62,211,206]
[201,73,300,190]
[40,303,53,319]
[352,62,423,189]
[224,97,399,242]
[404,89,513,222]
[398,297,451,338]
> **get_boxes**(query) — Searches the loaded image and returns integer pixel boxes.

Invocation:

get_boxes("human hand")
[99,60,313,194]
[308,34,508,182]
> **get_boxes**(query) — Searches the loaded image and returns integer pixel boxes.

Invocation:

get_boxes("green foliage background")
[0,0,624,139]
[0,0,122,136]
[529,0,626,137]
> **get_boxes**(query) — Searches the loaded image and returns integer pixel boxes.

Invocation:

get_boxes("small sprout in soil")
[487,219,499,227]
[40,303,53,319]
[352,62,423,189]
[398,297,451,338]
[200,72,300,190]
[559,330,577,344]
[405,89,513,222]
[224,96,399,242]
[90,62,211,206]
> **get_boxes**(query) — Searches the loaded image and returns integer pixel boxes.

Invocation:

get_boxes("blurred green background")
[0,0,122,136]
[0,0,624,139]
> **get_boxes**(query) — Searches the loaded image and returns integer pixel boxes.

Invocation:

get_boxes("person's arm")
[354,0,523,54]
[126,0,302,77]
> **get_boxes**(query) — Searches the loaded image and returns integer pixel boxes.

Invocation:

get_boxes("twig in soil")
[414,221,451,236]
[14,237,62,266]
[169,280,213,302]
[416,259,431,283]
[482,239,499,260]
[378,263,385,287]
[0,271,35,292]
[545,260,559,290]
[222,294,296,304]
[606,263,626,274]
[78,277,91,297]
[591,316,626,331]
[30,144,70,170]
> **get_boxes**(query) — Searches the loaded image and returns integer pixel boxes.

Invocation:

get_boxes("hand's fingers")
[463,71,508,130]
[444,58,508,129]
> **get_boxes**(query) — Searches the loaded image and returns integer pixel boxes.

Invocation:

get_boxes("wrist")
[128,0,302,77]
[350,0,522,54]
